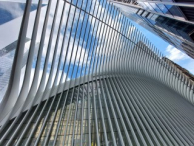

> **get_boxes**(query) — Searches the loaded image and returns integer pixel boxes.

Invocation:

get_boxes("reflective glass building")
[110,0,194,58]
[0,0,194,146]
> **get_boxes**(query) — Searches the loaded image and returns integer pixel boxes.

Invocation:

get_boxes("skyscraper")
[109,0,194,59]
[0,0,194,145]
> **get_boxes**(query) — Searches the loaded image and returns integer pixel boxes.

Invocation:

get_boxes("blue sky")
[0,0,194,102]
[131,20,194,75]
[0,0,193,79]
[0,0,194,99]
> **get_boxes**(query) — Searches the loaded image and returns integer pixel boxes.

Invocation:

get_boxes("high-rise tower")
[109,0,194,58]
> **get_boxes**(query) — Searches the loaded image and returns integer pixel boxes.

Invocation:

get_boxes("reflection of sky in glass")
[138,2,185,20]
[149,3,163,13]
[157,4,168,13]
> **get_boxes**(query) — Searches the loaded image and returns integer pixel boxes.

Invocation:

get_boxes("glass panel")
[138,2,149,10]
[151,14,159,21]
[141,11,149,17]
[147,13,154,19]
[157,4,169,14]
[144,2,155,12]
[165,5,185,18]
[149,3,163,13]
[137,9,143,15]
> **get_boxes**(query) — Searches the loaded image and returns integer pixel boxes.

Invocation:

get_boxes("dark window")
[179,7,194,21]
[190,32,194,41]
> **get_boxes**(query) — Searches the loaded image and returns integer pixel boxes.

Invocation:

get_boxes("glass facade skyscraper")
[0,0,194,145]
[110,0,194,58]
